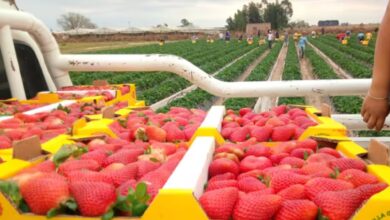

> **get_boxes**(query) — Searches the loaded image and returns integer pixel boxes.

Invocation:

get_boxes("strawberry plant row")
[316,36,374,65]
[278,38,305,106]
[224,43,284,110]
[324,35,375,55]
[158,45,272,111]
[310,39,371,78]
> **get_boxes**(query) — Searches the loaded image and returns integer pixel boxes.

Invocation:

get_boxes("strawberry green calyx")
[53,144,88,167]
[135,128,148,142]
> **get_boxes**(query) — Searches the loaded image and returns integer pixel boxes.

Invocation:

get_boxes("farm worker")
[239,34,243,42]
[346,30,351,38]
[311,30,316,38]
[225,31,231,41]
[321,27,325,35]
[361,1,390,131]
[284,31,289,47]
[219,32,224,40]
[298,32,308,59]
[275,31,280,40]
[267,30,273,49]
[336,33,346,41]
[357,32,365,42]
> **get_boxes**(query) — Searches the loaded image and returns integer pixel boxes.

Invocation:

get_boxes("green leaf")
[101,209,115,220]
[149,157,159,162]
[303,151,309,160]
[47,208,59,218]
[63,199,78,211]
[135,182,147,199]
[132,203,148,216]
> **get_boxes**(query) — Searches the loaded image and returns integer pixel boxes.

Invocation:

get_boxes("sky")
[15,0,388,31]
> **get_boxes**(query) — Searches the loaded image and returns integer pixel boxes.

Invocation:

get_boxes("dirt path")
[212,50,271,105]
[308,42,353,79]
[254,46,288,112]
[296,45,333,109]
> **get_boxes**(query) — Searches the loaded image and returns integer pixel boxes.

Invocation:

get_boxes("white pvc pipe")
[332,114,390,131]
[0,25,26,99]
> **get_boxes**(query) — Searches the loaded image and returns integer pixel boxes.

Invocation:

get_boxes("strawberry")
[270,171,310,192]
[249,126,273,142]
[271,126,295,142]
[239,108,252,116]
[117,179,137,196]
[338,169,378,187]
[233,194,282,220]
[290,148,314,159]
[67,170,111,184]
[300,162,333,177]
[279,157,305,168]
[266,117,285,127]
[314,189,363,220]
[318,147,341,158]
[329,158,366,172]
[58,159,100,176]
[247,188,275,196]
[20,175,70,215]
[183,124,198,141]
[209,158,240,177]
[270,153,289,165]
[237,170,264,181]
[275,199,318,220]
[277,184,306,201]
[25,160,56,173]
[209,172,236,183]
[229,127,249,142]
[357,183,388,201]
[199,187,238,220]
[306,153,336,164]
[70,181,116,217]
[101,163,138,187]
[237,177,267,193]
[136,160,161,179]
[80,149,109,166]
[206,179,238,191]
[214,152,239,163]
[221,127,236,139]
[305,177,354,200]
[162,122,186,142]
[145,126,167,142]
[150,141,177,155]
[244,144,272,158]
[271,105,287,116]
[263,165,293,179]
[295,139,317,151]
[102,148,144,167]
[239,156,272,173]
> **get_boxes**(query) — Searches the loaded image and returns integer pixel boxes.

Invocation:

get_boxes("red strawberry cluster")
[4,135,187,218]
[61,85,131,95]
[56,91,115,102]
[200,138,388,220]
[0,101,43,116]
[0,102,128,148]
[110,107,206,142]
[222,106,318,142]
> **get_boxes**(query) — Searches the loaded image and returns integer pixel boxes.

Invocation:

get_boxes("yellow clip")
[336,141,368,159]
[42,135,74,154]
[142,189,208,220]
[73,119,117,138]
[367,165,390,185]
[36,93,60,103]
[189,127,225,146]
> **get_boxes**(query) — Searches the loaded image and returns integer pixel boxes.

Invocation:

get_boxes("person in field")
[361,1,390,131]
[298,32,308,59]
[267,30,273,49]
[225,31,231,42]
[284,31,289,47]
[357,32,365,42]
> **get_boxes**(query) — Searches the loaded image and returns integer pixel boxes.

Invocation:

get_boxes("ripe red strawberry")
[67,170,111,184]
[209,158,240,177]
[199,187,238,220]
[145,125,167,142]
[150,141,177,155]
[247,188,275,196]
[27,160,56,173]
[263,165,293,179]
[70,181,116,217]
[275,199,318,220]
[20,175,70,215]
[239,108,252,116]
[221,127,236,139]
[290,148,314,159]
[237,169,264,181]
[300,162,333,177]
[266,117,285,127]
[58,159,100,176]
[357,183,388,201]
[206,179,238,191]
[80,149,109,166]
[239,156,272,173]
[249,126,273,142]
[329,158,366,172]
[271,105,287,116]
[238,177,267,193]
[277,184,306,201]
[230,127,249,142]
[101,163,138,187]
[306,153,336,164]
[271,126,295,142]
[209,172,236,183]
[162,122,186,142]
[305,177,354,200]
[318,147,341,158]
[102,148,144,167]
[314,189,363,220]
[279,157,305,168]
[136,160,161,179]
[338,169,378,187]
[183,124,198,141]
[296,139,317,151]
[117,179,137,196]
[271,171,310,192]
[233,194,282,220]
[270,153,289,165]
[244,144,272,158]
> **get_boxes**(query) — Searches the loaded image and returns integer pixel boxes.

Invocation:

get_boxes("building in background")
[246,23,272,36]
[318,20,340,27]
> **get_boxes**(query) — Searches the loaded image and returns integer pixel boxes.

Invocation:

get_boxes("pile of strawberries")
[0,101,43,116]
[110,107,206,142]
[61,85,131,95]
[200,137,388,220]
[57,91,115,102]
[0,101,128,148]
[1,133,188,218]
[221,106,318,142]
